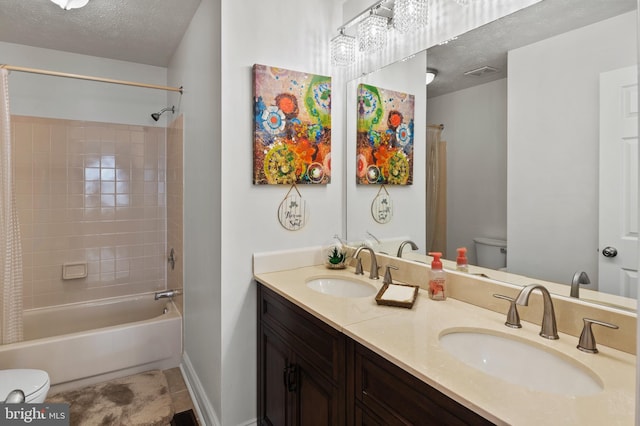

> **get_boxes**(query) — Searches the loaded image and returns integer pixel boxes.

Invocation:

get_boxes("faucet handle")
[383,265,399,285]
[355,258,364,275]
[577,318,619,354]
[493,294,521,329]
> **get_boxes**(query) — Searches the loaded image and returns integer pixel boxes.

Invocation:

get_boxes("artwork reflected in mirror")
[253,64,331,185]
[356,84,414,185]
[344,0,638,310]
[345,52,427,249]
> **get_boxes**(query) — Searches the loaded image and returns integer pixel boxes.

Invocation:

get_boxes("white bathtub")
[0,293,182,391]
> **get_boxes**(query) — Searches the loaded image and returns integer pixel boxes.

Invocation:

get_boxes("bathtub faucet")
[154,289,182,300]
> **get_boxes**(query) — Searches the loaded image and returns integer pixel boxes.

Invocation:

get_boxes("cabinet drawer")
[353,342,494,426]
[259,284,344,383]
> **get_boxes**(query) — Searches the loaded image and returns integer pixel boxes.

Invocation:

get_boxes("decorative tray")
[375,282,419,309]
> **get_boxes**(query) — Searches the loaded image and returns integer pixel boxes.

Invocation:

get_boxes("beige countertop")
[255,264,636,426]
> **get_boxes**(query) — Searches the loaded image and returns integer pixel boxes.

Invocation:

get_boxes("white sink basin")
[439,330,603,396]
[306,277,377,298]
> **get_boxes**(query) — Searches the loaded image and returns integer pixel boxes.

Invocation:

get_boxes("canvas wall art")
[253,64,331,185]
[356,83,414,185]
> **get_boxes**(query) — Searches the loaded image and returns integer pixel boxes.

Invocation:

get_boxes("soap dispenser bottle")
[428,252,446,301]
[456,247,469,273]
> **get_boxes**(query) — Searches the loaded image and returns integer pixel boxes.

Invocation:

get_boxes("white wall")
[0,42,167,127]
[508,11,637,285]
[346,51,427,251]
[427,78,507,263]
[169,0,343,424]
[166,0,223,423]
[220,1,343,424]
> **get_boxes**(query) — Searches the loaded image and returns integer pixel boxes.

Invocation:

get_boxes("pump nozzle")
[428,252,443,269]
[456,247,467,264]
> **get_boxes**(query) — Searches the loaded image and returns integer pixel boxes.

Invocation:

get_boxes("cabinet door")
[260,324,293,426]
[294,354,343,426]
[258,284,346,426]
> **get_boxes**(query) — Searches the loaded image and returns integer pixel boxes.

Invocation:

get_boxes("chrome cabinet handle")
[577,318,619,354]
[602,247,618,258]
[493,294,521,329]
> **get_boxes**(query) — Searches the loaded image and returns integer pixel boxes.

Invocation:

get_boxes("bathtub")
[0,293,182,391]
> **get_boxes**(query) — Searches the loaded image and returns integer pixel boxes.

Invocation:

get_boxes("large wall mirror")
[345,0,638,311]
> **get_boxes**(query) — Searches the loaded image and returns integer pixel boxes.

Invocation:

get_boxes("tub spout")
[154,289,182,300]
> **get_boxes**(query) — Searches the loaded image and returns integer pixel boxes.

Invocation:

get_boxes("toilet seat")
[0,369,50,403]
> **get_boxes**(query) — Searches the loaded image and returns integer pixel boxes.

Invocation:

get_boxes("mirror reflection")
[346,0,638,311]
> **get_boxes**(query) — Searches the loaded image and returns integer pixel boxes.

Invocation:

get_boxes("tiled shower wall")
[12,116,167,309]
[167,115,183,315]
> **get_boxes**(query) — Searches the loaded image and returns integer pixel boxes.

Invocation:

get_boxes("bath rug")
[171,409,199,426]
[46,370,174,426]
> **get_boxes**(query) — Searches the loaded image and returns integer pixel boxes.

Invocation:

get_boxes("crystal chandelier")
[330,29,357,67]
[358,11,388,53]
[50,0,90,10]
[393,0,428,34]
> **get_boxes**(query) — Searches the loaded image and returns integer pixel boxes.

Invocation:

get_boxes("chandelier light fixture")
[330,29,357,67]
[358,10,389,53]
[50,0,90,10]
[393,0,428,34]
[330,0,433,67]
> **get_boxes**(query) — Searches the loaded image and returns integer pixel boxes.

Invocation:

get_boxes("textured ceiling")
[0,0,202,67]
[427,0,637,98]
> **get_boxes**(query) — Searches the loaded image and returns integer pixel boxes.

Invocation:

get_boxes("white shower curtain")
[426,125,447,254]
[0,68,23,344]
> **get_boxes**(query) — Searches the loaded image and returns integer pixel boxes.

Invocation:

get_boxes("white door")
[599,65,638,298]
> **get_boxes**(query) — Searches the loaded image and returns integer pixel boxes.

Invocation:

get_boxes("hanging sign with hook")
[278,183,309,231]
[371,184,393,224]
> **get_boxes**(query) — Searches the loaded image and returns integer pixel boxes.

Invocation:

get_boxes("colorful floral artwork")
[356,83,414,185]
[253,64,331,184]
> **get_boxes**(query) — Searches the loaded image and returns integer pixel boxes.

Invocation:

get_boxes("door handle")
[602,247,618,258]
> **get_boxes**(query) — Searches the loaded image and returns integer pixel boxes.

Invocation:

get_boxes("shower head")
[151,106,175,122]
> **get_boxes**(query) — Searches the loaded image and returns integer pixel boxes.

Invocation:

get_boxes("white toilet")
[473,237,507,270]
[0,369,50,403]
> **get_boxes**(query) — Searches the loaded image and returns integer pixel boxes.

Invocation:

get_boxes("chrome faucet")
[154,289,182,300]
[515,284,559,340]
[354,246,380,280]
[397,240,418,258]
[570,271,590,298]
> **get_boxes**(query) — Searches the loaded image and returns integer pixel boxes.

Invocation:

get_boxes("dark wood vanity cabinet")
[350,341,494,426]
[258,284,347,426]
[257,283,494,426]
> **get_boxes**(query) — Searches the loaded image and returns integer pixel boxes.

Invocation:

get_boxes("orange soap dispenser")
[428,252,447,301]
[456,247,469,273]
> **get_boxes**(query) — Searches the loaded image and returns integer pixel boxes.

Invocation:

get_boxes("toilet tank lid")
[0,369,50,401]
[473,237,507,247]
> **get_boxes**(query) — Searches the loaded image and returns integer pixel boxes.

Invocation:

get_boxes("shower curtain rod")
[0,64,183,94]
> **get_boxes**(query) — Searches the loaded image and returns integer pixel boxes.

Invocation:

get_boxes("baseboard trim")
[180,352,221,426]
